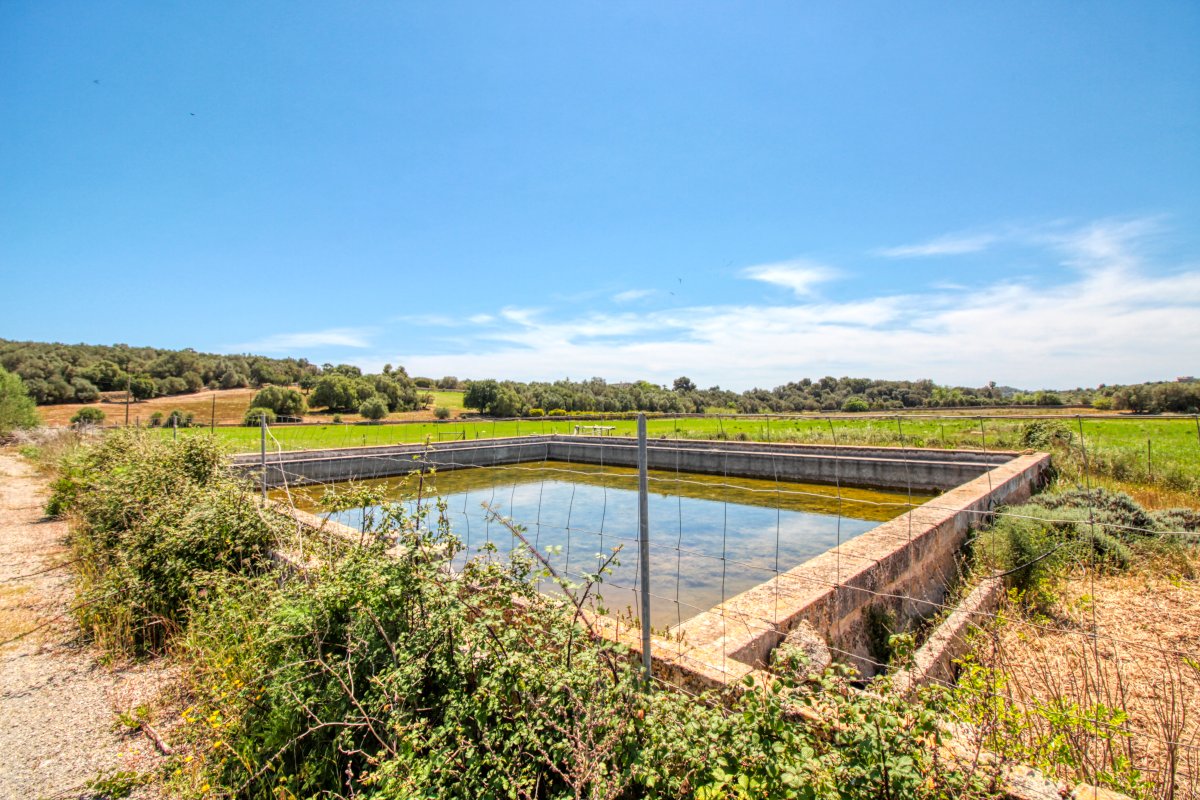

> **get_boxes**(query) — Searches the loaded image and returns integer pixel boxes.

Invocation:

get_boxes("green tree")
[243,407,277,427]
[358,397,388,421]
[250,386,307,417]
[0,367,39,435]
[311,375,374,412]
[841,395,870,412]
[71,407,106,426]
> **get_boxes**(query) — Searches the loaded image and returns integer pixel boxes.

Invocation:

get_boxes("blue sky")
[2,2,1197,389]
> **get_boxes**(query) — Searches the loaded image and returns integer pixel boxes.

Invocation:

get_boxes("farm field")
[170,412,1200,485]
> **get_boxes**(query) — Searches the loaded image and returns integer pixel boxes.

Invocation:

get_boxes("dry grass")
[37,387,470,427]
[978,556,1200,798]
[37,388,260,427]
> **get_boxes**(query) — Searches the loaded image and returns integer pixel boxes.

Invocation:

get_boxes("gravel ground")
[0,451,173,800]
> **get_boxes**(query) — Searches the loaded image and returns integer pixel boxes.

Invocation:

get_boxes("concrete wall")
[663,452,1051,680]
[255,437,1050,684]
[233,434,1015,493]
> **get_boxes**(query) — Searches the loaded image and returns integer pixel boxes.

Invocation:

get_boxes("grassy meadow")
[160,411,1200,499]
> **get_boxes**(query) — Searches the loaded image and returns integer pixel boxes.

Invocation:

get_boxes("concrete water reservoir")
[275,459,930,629]
[236,434,1050,683]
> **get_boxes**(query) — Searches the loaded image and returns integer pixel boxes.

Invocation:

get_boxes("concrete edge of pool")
[238,435,1051,688]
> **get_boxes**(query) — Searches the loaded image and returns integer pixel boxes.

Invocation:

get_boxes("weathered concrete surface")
[665,451,1051,680]
[234,434,1015,492]
[251,437,1048,682]
[889,575,1005,696]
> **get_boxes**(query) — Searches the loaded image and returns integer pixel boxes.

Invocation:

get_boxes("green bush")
[163,409,194,428]
[358,396,388,421]
[527,407,545,417]
[70,407,106,426]
[0,366,39,436]
[433,405,450,420]
[51,431,285,655]
[243,407,277,427]
[178,501,989,799]
[841,396,869,412]
[548,408,568,416]
[249,385,306,417]
[148,411,164,428]
[1019,420,1073,449]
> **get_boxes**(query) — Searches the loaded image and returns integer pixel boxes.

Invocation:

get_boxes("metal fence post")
[637,413,652,684]
[260,413,267,503]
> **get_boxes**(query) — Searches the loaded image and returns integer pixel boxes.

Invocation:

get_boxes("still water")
[278,461,930,629]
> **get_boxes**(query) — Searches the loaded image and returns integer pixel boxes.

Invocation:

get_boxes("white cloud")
[613,288,655,303]
[392,219,1199,389]
[468,313,495,324]
[877,232,997,258]
[743,259,838,297]
[230,327,373,353]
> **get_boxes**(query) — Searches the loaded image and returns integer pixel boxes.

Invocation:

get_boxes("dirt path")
[0,451,172,800]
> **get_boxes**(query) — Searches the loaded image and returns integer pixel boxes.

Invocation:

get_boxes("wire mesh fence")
[249,410,1199,796]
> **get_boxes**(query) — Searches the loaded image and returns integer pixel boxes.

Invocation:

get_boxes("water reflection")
[279,461,930,629]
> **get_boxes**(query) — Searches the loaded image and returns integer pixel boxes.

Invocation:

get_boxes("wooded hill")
[0,338,319,404]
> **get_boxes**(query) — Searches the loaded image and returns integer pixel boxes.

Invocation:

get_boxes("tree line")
[0,338,321,404]
[462,375,1199,416]
[3,338,1195,417]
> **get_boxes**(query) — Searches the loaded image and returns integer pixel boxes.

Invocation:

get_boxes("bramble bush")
[170,484,995,799]
[48,431,287,655]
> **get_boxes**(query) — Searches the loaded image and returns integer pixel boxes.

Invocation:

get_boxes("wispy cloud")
[392,218,1199,389]
[231,327,373,353]
[743,259,838,297]
[613,288,655,303]
[877,232,997,258]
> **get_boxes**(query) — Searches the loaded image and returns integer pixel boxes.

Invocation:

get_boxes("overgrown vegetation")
[947,476,1200,796]
[0,364,40,436]
[48,431,288,655]
[46,432,998,798]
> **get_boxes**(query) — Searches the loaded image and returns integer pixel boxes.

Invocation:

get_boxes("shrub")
[841,395,870,412]
[148,411,164,428]
[358,397,388,421]
[163,409,194,428]
[433,406,450,420]
[0,366,40,435]
[71,377,100,403]
[70,407,106,426]
[547,408,567,416]
[249,385,306,417]
[243,407,276,427]
[178,497,988,799]
[1019,419,1072,449]
[51,431,285,654]
[527,407,545,417]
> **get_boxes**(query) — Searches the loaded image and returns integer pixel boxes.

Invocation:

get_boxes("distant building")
[1178,376,1196,382]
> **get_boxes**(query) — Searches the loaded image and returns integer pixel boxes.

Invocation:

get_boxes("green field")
[168,413,1199,487]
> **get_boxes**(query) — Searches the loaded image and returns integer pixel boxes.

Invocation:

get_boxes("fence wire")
[251,411,1200,796]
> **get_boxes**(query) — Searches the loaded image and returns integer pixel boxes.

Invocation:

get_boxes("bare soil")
[985,563,1200,798]
[37,387,466,427]
[0,451,174,800]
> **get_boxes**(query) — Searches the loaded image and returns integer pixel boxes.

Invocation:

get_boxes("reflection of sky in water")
[321,476,882,630]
